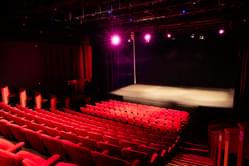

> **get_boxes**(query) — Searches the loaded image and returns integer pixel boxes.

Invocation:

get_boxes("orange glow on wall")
[19,90,27,107]
[1,86,10,104]
[35,94,42,109]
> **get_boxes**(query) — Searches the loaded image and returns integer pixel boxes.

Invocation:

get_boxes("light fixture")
[111,34,121,46]
[144,33,151,43]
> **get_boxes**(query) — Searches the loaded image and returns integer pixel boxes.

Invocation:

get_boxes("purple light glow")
[144,33,151,43]
[111,35,121,46]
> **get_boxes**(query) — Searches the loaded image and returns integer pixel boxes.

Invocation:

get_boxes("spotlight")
[166,33,172,38]
[181,9,187,14]
[218,28,225,35]
[111,35,121,46]
[108,10,112,14]
[190,33,195,39]
[199,35,204,40]
[128,38,131,43]
[144,33,151,43]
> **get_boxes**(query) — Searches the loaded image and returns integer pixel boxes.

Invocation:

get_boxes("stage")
[110,84,234,108]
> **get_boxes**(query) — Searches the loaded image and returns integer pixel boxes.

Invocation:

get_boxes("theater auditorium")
[0,0,248,166]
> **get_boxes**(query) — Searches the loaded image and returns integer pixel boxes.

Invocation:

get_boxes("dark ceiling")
[0,0,247,39]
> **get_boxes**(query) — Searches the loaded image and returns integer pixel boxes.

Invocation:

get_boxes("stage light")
[199,34,204,40]
[181,9,187,14]
[144,33,151,43]
[218,28,225,35]
[128,38,131,43]
[166,33,172,38]
[111,35,121,46]
[190,33,195,39]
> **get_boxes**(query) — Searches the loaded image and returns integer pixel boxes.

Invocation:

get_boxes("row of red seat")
[0,137,76,166]
[0,103,180,165]
[0,109,150,166]
[80,100,189,132]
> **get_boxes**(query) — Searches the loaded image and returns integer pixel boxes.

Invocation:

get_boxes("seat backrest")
[9,123,27,142]
[119,140,138,150]
[62,140,95,166]
[88,132,103,141]
[103,135,120,145]
[61,131,79,144]
[78,136,98,151]
[0,119,13,139]
[0,138,15,150]
[97,141,122,157]
[0,149,21,166]
[138,144,160,154]
[122,147,148,163]
[40,134,66,158]
[22,128,47,154]
[92,151,129,166]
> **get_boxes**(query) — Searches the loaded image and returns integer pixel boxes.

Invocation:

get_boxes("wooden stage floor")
[110,84,234,108]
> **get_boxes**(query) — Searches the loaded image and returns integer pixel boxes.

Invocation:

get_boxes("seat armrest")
[37,130,43,133]
[131,159,141,166]
[22,159,37,166]
[160,149,167,158]
[102,150,109,155]
[8,142,25,153]
[150,153,158,164]
[44,154,61,166]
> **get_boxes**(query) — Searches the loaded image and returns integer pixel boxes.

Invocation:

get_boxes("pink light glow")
[144,33,151,43]
[219,29,225,35]
[167,33,172,38]
[111,35,121,46]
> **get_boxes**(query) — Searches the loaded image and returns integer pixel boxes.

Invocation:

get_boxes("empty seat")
[122,147,158,166]
[119,140,138,149]
[97,141,122,158]
[22,128,47,154]
[40,134,66,158]
[61,131,80,144]
[103,135,120,146]
[92,151,140,166]
[0,149,60,166]
[88,132,103,141]
[9,123,28,143]
[62,140,95,166]
[0,119,14,140]
[0,138,24,152]
[78,136,99,151]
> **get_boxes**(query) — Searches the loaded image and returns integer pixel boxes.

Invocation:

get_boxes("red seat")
[0,149,60,166]
[78,136,99,151]
[122,147,158,165]
[119,140,138,150]
[40,134,66,158]
[103,135,119,145]
[97,141,122,158]
[61,131,80,144]
[22,128,47,154]
[138,144,166,158]
[62,140,95,166]
[87,132,103,141]
[9,123,28,143]
[0,119,14,140]
[0,138,24,152]
[92,151,140,166]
